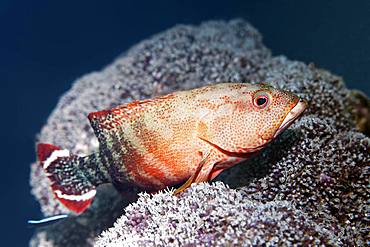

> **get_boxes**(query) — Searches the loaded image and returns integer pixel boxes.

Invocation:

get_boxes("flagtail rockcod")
[37,83,307,214]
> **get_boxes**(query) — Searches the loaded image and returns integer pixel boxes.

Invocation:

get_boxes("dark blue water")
[1,0,369,245]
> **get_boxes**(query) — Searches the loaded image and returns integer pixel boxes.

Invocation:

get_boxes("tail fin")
[37,143,97,214]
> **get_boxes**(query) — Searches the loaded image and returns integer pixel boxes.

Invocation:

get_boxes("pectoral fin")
[209,168,225,181]
[173,151,213,195]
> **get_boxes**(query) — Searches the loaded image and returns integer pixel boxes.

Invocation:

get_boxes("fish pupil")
[256,97,267,106]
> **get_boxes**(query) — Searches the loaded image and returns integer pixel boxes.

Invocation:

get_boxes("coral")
[29,19,369,246]
[96,183,336,246]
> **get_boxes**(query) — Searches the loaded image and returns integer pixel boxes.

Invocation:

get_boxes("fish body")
[37,83,307,213]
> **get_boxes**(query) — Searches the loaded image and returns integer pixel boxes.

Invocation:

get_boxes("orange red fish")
[37,83,307,213]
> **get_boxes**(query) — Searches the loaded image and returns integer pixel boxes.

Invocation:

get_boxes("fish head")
[198,83,307,154]
[251,84,307,145]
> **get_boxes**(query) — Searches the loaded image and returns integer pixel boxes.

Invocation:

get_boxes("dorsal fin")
[87,93,176,142]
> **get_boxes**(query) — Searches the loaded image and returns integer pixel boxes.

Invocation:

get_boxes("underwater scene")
[2,1,369,246]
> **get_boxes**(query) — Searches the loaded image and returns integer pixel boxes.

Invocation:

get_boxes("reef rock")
[30,19,369,246]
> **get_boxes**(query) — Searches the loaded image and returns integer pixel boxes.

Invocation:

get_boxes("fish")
[36,82,307,214]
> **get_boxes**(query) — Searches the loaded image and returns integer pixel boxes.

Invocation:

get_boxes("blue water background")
[1,0,369,246]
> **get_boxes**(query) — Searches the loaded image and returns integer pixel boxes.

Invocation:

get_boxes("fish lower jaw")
[273,99,307,138]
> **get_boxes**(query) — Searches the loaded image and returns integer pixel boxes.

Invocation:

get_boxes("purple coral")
[29,19,369,246]
[97,183,337,246]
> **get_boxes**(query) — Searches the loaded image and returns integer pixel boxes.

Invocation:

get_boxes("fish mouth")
[273,98,308,138]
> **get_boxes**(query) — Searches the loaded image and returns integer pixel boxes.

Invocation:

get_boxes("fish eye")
[256,97,267,106]
[253,92,270,108]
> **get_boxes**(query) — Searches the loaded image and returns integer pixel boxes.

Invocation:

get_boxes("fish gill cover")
[29,19,369,246]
